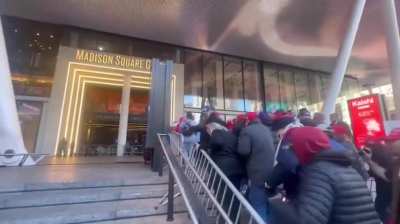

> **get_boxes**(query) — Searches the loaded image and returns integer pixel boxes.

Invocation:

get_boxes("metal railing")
[159,132,266,224]
[0,153,48,166]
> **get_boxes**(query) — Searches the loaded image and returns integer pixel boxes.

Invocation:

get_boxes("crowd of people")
[174,108,400,224]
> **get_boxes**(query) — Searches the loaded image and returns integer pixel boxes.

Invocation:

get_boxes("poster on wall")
[348,94,386,149]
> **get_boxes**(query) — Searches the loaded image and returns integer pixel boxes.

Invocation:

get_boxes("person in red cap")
[269,126,380,224]
[237,112,275,221]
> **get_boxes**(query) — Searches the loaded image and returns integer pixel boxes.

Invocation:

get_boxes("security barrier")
[158,132,266,224]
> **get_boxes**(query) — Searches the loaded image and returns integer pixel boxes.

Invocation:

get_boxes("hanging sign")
[348,94,386,149]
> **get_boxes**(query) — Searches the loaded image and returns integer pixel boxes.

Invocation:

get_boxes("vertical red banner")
[348,94,386,149]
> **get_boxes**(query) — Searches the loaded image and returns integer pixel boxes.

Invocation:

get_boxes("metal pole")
[382,0,400,118]
[117,75,131,156]
[167,167,175,221]
[0,17,33,166]
[322,0,366,123]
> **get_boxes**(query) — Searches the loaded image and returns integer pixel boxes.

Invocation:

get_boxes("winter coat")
[238,121,275,186]
[273,150,380,224]
[208,129,244,177]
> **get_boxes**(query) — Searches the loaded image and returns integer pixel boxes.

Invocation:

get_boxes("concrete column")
[117,75,131,156]
[322,0,366,122]
[382,0,400,117]
[0,17,32,166]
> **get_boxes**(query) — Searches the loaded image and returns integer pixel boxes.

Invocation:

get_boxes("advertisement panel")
[348,94,386,149]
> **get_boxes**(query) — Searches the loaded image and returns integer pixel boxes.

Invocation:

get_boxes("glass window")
[203,53,224,109]
[243,60,262,112]
[264,65,280,112]
[16,100,43,153]
[294,70,310,109]
[279,68,296,111]
[183,50,203,108]
[320,74,330,100]
[3,16,62,97]
[308,73,323,112]
[224,57,244,111]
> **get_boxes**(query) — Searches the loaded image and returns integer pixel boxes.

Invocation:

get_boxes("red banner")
[348,94,386,149]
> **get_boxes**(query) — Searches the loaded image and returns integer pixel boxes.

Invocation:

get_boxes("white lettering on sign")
[351,97,374,107]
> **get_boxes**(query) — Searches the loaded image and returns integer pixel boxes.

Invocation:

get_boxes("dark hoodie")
[270,150,380,224]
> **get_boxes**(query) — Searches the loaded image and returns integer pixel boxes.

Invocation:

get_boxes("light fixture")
[28,43,33,47]
[34,39,38,42]
[36,32,40,36]
[98,46,104,51]
[14,28,18,33]
[50,34,54,38]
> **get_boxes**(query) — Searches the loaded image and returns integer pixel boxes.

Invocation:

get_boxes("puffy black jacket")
[208,129,244,177]
[272,150,380,224]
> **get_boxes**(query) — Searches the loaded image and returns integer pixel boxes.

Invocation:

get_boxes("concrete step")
[0,178,168,194]
[0,197,187,224]
[0,184,168,209]
[96,212,191,224]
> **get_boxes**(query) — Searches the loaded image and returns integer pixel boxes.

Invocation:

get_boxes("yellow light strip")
[73,80,126,154]
[130,75,151,80]
[64,69,125,148]
[55,61,153,156]
[54,63,72,155]
[68,74,151,152]
[70,62,151,74]
[170,75,176,123]
[68,73,125,155]
[73,80,87,154]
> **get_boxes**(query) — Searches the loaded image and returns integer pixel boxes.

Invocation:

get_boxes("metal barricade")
[163,132,266,224]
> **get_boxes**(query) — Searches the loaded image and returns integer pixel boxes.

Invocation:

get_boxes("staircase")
[0,158,190,224]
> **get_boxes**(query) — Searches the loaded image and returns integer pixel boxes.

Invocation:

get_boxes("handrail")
[199,150,266,224]
[165,132,267,224]
[158,134,209,223]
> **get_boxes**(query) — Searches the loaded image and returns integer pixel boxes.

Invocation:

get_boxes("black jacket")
[238,121,275,186]
[209,129,244,177]
[272,150,380,224]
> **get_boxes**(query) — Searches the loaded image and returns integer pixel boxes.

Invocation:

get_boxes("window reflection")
[184,50,203,108]
[224,57,244,111]
[264,65,280,112]
[243,61,262,112]
[308,73,323,112]
[294,70,310,109]
[279,69,296,111]
[203,53,224,109]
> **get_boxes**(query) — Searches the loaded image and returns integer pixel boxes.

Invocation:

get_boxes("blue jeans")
[248,185,269,222]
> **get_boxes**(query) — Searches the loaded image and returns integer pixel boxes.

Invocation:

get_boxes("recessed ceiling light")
[98,46,104,51]
[36,32,40,36]
[50,34,54,38]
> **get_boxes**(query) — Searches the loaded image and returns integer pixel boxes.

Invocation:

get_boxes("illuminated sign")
[75,49,152,72]
[348,94,386,149]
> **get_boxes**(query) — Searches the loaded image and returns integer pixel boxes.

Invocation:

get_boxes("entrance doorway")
[76,84,149,156]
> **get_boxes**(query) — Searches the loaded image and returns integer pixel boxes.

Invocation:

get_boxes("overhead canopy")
[0,0,395,85]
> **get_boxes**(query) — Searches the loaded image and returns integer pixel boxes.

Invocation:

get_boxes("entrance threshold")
[39,155,145,166]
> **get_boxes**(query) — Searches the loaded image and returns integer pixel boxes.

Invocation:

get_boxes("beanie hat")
[247,112,258,122]
[286,127,330,165]
[259,112,273,126]
[271,112,295,131]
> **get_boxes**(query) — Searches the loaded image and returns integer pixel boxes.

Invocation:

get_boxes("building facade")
[2,16,360,156]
